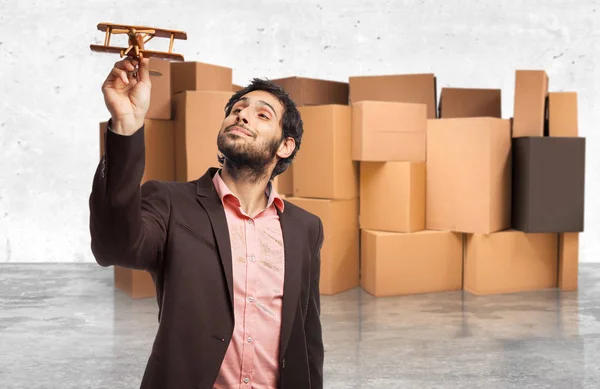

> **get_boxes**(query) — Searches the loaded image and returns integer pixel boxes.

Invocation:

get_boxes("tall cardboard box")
[464,230,558,295]
[275,170,293,196]
[171,61,233,95]
[272,76,350,196]
[147,58,173,119]
[349,73,437,118]
[360,162,425,232]
[559,233,579,291]
[271,76,349,106]
[100,120,175,299]
[548,92,578,137]
[426,117,512,234]
[438,87,501,118]
[352,101,427,162]
[360,230,463,297]
[285,197,359,295]
[293,105,358,199]
[113,268,157,299]
[511,137,585,232]
[173,91,234,182]
[512,70,549,137]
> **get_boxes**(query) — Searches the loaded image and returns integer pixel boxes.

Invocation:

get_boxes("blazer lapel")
[195,169,234,314]
[278,206,303,358]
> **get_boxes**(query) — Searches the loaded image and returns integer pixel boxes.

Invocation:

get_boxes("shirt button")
[247,337,253,343]
[249,256,256,262]
[248,297,254,302]
[243,377,249,384]
[247,219,254,224]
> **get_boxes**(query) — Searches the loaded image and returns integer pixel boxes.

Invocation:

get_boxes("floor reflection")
[1,263,600,388]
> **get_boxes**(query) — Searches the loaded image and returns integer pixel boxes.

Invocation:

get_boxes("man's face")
[217,90,293,178]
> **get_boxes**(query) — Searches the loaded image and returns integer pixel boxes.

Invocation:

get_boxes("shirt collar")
[212,169,285,213]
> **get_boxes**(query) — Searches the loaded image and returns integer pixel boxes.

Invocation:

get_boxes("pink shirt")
[212,171,286,389]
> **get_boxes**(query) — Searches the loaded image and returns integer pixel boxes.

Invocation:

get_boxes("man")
[89,57,324,389]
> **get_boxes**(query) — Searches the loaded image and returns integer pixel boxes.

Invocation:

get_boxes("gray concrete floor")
[2,264,600,389]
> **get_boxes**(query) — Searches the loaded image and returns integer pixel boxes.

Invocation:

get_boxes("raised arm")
[89,57,169,272]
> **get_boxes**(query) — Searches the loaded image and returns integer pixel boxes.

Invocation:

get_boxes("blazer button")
[281,358,286,369]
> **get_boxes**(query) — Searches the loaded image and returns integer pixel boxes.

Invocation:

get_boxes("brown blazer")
[89,126,325,389]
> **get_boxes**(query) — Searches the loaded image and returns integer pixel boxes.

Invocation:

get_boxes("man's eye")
[233,109,241,114]
[259,113,269,119]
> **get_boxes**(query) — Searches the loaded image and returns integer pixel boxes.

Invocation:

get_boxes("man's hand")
[101,57,151,136]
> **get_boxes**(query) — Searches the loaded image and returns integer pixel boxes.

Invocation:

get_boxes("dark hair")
[219,78,303,178]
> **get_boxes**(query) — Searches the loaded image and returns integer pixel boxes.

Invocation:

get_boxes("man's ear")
[277,137,295,159]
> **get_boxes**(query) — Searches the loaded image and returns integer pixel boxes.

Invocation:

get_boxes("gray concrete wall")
[1,0,598,263]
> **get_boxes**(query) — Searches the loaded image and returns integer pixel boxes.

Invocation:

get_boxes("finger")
[137,57,151,85]
[110,67,130,85]
[114,59,137,72]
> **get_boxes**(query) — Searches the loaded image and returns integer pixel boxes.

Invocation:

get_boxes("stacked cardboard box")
[349,74,463,297]
[97,60,584,298]
[172,61,233,181]
[348,70,584,297]
[427,70,584,295]
[271,77,349,197]
[276,77,361,295]
[98,58,233,299]
[510,72,583,292]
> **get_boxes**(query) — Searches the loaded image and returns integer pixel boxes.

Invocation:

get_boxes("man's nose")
[236,109,249,124]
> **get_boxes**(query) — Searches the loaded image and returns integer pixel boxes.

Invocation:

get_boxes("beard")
[216,129,281,182]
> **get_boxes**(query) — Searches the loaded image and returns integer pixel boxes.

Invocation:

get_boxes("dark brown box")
[438,87,501,118]
[271,76,349,106]
[349,73,437,118]
[512,137,585,232]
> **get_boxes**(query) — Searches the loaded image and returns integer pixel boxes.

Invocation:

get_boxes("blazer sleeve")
[89,122,170,272]
[305,217,325,389]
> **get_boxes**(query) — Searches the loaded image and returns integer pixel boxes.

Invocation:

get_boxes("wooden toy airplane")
[90,22,187,61]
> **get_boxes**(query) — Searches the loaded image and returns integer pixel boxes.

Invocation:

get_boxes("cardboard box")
[171,61,233,95]
[114,266,156,299]
[269,77,349,195]
[275,169,293,196]
[438,87,501,118]
[147,58,172,119]
[271,76,349,106]
[349,73,437,118]
[549,92,578,137]
[360,230,463,297]
[559,232,579,291]
[511,137,585,232]
[352,101,427,162]
[173,91,234,182]
[426,117,512,234]
[464,230,558,295]
[232,84,244,92]
[360,162,425,232]
[293,105,358,199]
[285,197,359,295]
[512,70,549,137]
[100,120,175,184]
[100,120,173,299]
